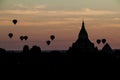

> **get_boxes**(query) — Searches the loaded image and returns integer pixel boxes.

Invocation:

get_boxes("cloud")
[0,10,40,15]
[0,8,119,27]
[13,4,47,10]
[113,18,120,20]
[34,5,47,9]
[16,4,27,8]
[13,4,28,10]
[81,8,118,15]
[0,8,119,16]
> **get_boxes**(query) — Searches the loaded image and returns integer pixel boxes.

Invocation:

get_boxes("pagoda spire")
[78,20,88,39]
[82,20,85,27]
[68,21,96,54]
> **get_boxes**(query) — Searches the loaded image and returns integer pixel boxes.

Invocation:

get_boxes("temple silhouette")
[68,21,97,55]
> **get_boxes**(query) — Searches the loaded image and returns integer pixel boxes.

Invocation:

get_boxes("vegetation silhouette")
[30,45,41,54]
[23,45,29,54]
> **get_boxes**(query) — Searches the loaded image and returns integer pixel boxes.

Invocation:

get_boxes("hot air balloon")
[24,36,28,41]
[8,33,13,38]
[12,19,17,25]
[102,39,106,44]
[46,40,51,46]
[20,36,24,41]
[96,39,101,44]
[50,35,55,40]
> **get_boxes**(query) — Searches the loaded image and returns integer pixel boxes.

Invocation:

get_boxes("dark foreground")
[0,49,120,72]
[0,49,120,64]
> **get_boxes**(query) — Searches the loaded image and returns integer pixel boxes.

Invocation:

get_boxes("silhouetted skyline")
[0,21,120,65]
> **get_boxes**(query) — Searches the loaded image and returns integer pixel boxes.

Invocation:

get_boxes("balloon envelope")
[24,36,28,41]
[96,39,101,44]
[102,39,106,44]
[13,19,17,25]
[46,40,51,45]
[20,36,24,41]
[50,35,55,40]
[8,33,13,38]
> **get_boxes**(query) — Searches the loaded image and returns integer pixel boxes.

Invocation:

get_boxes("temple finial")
[82,20,84,26]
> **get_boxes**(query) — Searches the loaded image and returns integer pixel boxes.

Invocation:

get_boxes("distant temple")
[68,21,97,55]
[102,43,113,54]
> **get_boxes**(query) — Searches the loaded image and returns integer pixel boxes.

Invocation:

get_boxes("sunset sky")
[0,0,120,50]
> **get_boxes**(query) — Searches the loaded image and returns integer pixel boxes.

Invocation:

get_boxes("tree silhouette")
[23,45,29,53]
